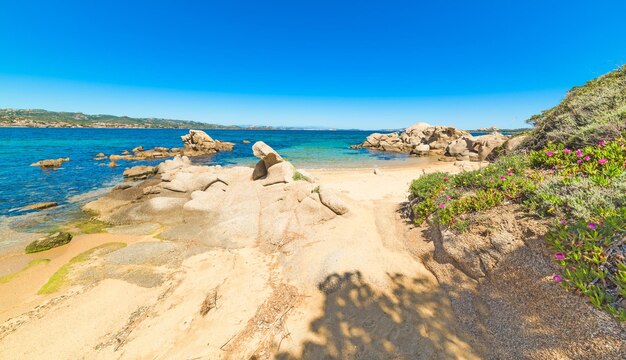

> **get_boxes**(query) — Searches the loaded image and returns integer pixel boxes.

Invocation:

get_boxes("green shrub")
[529,137,626,185]
[525,174,626,221]
[546,210,626,320]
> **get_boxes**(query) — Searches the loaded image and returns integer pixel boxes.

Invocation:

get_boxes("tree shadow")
[276,271,479,360]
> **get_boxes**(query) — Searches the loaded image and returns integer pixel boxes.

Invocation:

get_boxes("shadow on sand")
[276,271,479,360]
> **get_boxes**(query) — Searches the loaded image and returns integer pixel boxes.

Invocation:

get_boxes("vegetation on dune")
[522,65,626,150]
[407,136,626,319]
[38,242,126,294]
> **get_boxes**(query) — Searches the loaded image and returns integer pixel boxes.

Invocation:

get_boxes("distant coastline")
[0,108,531,133]
[0,108,340,131]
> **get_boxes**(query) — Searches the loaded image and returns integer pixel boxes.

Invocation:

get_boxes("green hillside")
[523,65,626,150]
[0,109,243,129]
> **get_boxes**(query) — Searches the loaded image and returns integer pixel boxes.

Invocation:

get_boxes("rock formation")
[445,132,508,161]
[30,157,70,169]
[84,144,350,250]
[353,122,471,154]
[353,122,509,161]
[181,130,234,156]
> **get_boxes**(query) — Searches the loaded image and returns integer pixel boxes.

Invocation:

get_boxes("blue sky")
[1,1,625,130]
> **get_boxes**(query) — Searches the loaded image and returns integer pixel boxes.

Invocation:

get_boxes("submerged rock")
[25,232,73,253]
[21,202,58,211]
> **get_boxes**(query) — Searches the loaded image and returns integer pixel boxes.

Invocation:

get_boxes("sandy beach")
[0,153,623,359]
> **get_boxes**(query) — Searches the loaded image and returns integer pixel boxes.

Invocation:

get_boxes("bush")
[546,210,626,320]
[529,137,626,186]
[525,174,626,221]
[407,155,535,225]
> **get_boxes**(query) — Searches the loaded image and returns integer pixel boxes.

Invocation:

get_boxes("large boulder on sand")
[252,141,284,168]
[251,141,296,185]
[445,136,475,156]
[474,132,508,160]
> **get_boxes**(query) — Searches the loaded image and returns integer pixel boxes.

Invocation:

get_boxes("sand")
[0,159,623,359]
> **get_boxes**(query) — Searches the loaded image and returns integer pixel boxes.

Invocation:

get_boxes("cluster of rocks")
[352,122,514,161]
[97,130,235,163]
[180,129,235,156]
[444,131,508,161]
[84,141,349,249]
[30,157,70,169]
[351,123,471,154]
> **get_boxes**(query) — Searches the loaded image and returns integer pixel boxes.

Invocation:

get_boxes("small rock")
[31,158,70,169]
[123,165,156,180]
[108,160,118,167]
[25,232,72,254]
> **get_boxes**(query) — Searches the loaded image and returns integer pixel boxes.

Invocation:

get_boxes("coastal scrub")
[406,136,626,319]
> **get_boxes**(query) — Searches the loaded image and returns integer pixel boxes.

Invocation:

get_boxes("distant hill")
[0,109,245,129]
[522,65,626,150]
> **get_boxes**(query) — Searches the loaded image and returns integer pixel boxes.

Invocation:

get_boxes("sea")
[2,128,491,233]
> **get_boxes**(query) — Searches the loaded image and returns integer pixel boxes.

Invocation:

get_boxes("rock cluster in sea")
[353,122,511,161]
[101,129,235,162]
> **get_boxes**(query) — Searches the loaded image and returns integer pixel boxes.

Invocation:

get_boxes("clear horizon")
[1,1,625,130]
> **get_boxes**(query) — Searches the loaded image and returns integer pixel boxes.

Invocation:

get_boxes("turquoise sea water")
[0,128,448,221]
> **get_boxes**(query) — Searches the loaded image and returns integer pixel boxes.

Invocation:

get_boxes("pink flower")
[598,158,608,165]
[575,149,583,157]
[507,170,514,175]
[443,177,449,181]
[500,176,506,181]
[439,203,446,209]
[584,155,591,161]
[545,151,554,156]
[563,148,571,154]
[560,219,567,225]
[445,196,451,201]
[577,159,583,164]
[587,223,597,230]
[552,274,563,283]
[598,141,606,146]
[554,252,565,261]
